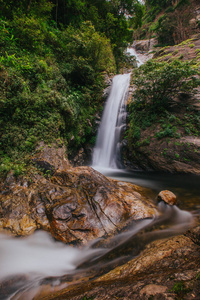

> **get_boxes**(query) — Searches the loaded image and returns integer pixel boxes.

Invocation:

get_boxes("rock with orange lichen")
[157,190,177,206]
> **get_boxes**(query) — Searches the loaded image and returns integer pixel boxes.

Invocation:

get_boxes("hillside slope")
[124,35,200,174]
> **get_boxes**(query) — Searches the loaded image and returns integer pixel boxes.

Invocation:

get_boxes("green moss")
[174,153,180,159]
[172,281,189,296]
[179,38,194,46]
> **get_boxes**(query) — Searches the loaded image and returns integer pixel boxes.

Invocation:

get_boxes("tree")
[155,1,194,45]
[0,0,53,20]
[145,0,173,9]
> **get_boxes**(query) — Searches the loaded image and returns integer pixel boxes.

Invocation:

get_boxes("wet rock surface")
[157,190,177,206]
[0,144,156,245]
[124,130,200,175]
[134,38,157,52]
[44,225,200,300]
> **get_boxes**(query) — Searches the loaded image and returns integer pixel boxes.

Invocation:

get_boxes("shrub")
[131,59,200,113]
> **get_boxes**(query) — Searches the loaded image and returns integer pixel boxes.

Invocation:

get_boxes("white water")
[92,47,147,171]
[0,231,103,280]
[92,73,130,169]
[0,205,194,299]
[127,47,143,67]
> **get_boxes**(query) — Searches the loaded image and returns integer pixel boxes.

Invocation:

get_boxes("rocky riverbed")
[44,224,200,300]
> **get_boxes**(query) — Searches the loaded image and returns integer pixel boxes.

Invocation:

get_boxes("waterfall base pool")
[92,166,200,211]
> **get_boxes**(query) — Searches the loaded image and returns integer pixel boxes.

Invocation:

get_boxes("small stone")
[140,284,168,296]
[157,190,177,206]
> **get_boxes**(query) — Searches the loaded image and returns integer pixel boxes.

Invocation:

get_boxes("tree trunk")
[56,0,58,26]
[27,0,32,12]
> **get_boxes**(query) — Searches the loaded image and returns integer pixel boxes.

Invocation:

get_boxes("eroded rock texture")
[45,226,200,300]
[0,144,156,245]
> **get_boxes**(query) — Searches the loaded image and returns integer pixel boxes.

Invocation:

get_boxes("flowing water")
[92,46,149,172]
[127,47,144,67]
[92,73,131,169]
[0,203,195,300]
[0,48,199,299]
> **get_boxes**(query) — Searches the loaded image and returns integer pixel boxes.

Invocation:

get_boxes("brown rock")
[139,284,168,296]
[0,145,156,245]
[41,232,200,300]
[134,38,157,52]
[157,190,177,206]
[32,142,70,173]
[41,166,156,245]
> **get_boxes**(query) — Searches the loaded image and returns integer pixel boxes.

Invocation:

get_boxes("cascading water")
[0,204,194,300]
[92,73,131,170]
[92,46,148,171]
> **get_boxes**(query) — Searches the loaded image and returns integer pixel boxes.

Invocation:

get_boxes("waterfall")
[126,47,143,67]
[92,46,148,171]
[92,73,131,170]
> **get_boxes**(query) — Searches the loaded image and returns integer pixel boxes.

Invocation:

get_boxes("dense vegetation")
[128,59,200,146]
[134,0,200,46]
[0,0,200,176]
[125,35,200,171]
[122,0,200,171]
[0,0,142,176]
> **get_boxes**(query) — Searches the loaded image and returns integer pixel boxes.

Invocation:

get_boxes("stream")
[0,47,199,300]
[0,200,196,300]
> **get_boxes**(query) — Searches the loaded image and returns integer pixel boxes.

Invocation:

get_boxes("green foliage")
[152,1,193,46]
[131,59,200,113]
[155,125,180,140]
[0,10,117,176]
[146,0,173,10]
[126,58,200,153]
[138,0,195,45]
[0,0,136,68]
[129,125,141,142]
[81,296,94,300]
[48,0,138,67]
[0,156,26,176]
[129,1,145,29]
[0,0,53,20]
[172,281,189,296]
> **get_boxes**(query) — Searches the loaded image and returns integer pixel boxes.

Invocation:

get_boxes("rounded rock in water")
[157,190,177,206]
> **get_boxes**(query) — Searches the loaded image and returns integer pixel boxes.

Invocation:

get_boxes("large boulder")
[0,145,156,245]
[134,38,157,52]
